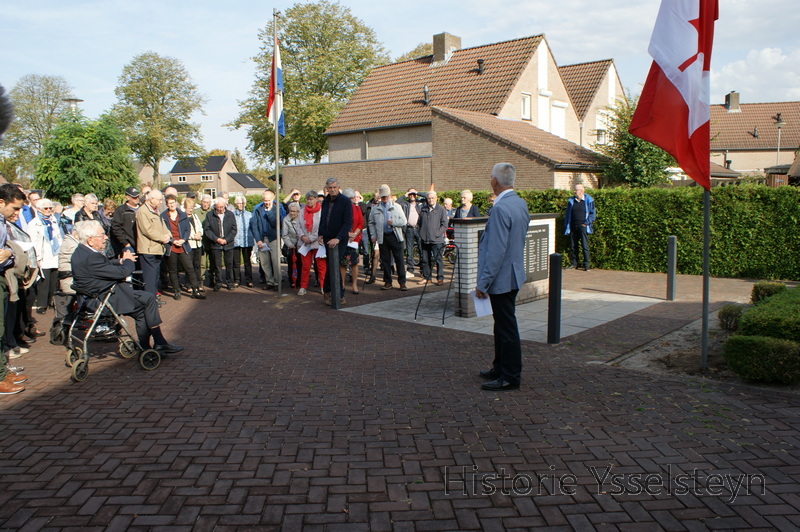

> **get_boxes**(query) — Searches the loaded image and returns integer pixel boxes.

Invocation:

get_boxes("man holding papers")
[475,163,530,391]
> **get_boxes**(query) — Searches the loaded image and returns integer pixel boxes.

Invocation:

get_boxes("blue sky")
[2,0,798,170]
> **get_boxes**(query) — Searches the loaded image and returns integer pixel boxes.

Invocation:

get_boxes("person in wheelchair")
[70,221,183,354]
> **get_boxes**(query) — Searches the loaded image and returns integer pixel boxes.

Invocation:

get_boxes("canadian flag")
[629,0,719,190]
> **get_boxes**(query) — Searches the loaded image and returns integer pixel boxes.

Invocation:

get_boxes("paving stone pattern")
[0,271,798,531]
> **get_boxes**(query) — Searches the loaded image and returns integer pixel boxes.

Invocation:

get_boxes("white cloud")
[712,47,800,103]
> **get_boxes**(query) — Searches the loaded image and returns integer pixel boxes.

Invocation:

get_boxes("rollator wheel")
[65,347,83,367]
[50,326,66,346]
[119,339,138,359]
[139,349,160,371]
[72,360,89,382]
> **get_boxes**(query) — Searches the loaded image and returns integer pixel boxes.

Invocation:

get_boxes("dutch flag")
[267,36,285,137]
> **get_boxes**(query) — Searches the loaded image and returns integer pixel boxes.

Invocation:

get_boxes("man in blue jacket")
[475,163,530,392]
[564,184,596,271]
[249,190,285,290]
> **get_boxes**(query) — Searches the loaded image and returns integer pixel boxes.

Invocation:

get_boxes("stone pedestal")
[451,214,557,318]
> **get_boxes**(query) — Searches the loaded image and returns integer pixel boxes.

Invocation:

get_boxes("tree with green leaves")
[112,52,206,187]
[395,42,433,62]
[233,0,390,165]
[595,94,674,188]
[33,114,139,204]
[0,74,75,178]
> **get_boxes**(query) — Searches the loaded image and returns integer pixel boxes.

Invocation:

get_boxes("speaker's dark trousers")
[489,289,521,386]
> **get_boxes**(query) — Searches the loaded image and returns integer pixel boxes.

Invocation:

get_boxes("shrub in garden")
[750,281,787,305]
[723,335,800,384]
[717,304,744,332]
[739,287,800,342]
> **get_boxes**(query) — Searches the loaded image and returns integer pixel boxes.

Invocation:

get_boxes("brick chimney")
[725,91,740,112]
[433,32,461,63]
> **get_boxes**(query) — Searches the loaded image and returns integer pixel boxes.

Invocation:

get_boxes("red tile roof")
[326,35,544,135]
[710,101,800,151]
[558,59,613,121]
[433,107,604,168]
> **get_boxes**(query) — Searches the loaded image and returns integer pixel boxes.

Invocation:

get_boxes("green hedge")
[739,287,800,342]
[751,281,787,304]
[723,335,800,384]
[438,185,800,280]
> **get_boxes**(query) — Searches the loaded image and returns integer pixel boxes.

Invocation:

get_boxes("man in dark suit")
[203,197,238,291]
[475,163,530,391]
[319,177,353,305]
[71,220,183,354]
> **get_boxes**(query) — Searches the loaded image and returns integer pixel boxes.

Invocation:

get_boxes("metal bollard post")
[329,243,341,309]
[666,235,677,301]
[547,253,562,344]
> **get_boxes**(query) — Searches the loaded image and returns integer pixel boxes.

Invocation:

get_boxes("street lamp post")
[776,113,785,166]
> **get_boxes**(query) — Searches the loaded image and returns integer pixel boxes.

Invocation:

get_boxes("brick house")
[710,91,799,177]
[282,32,625,194]
[168,153,267,198]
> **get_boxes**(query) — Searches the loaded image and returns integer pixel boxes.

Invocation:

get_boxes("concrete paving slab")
[342,289,661,344]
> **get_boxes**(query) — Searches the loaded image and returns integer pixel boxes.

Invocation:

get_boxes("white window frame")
[201,174,214,182]
[176,175,186,183]
[550,100,567,139]
[521,93,532,121]
[204,188,217,199]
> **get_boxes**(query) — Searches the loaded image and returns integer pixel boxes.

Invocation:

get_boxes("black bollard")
[667,236,677,301]
[330,243,341,309]
[547,253,562,344]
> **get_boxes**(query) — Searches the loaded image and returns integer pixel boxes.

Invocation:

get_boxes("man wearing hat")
[111,187,140,256]
[367,184,408,291]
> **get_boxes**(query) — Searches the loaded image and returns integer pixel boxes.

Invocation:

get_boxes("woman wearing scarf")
[296,191,326,296]
[28,198,64,314]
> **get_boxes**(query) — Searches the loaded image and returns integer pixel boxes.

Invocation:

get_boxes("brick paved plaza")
[1,271,798,530]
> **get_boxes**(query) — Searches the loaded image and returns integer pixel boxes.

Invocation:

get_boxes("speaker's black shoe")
[479,368,500,380]
[481,379,519,391]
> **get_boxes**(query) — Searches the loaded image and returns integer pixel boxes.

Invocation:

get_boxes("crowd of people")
[0,167,491,394]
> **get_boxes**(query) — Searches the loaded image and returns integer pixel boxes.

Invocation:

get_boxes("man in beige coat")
[135,189,171,295]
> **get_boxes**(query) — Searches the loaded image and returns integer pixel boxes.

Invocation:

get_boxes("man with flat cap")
[111,187,140,257]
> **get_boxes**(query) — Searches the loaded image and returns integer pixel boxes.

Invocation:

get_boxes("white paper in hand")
[470,290,493,317]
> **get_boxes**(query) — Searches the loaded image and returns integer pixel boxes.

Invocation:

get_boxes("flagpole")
[272,8,282,298]
[701,189,710,368]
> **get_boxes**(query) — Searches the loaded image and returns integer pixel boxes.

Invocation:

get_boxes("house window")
[204,188,217,199]
[176,176,186,183]
[201,174,214,182]
[551,101,567,138]
[521,93,532,120]
[595,129,607,145]
[538,93,550,131]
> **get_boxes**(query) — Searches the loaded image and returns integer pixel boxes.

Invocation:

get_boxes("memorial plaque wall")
[524,224,549,282]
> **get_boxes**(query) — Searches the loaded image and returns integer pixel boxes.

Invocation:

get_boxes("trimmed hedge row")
[739,286,800,342]
[437,185,800,280]
[723,335,800,385]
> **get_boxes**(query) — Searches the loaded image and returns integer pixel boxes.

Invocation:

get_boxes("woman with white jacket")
[28,198,64,313]
[296,191,326,296]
